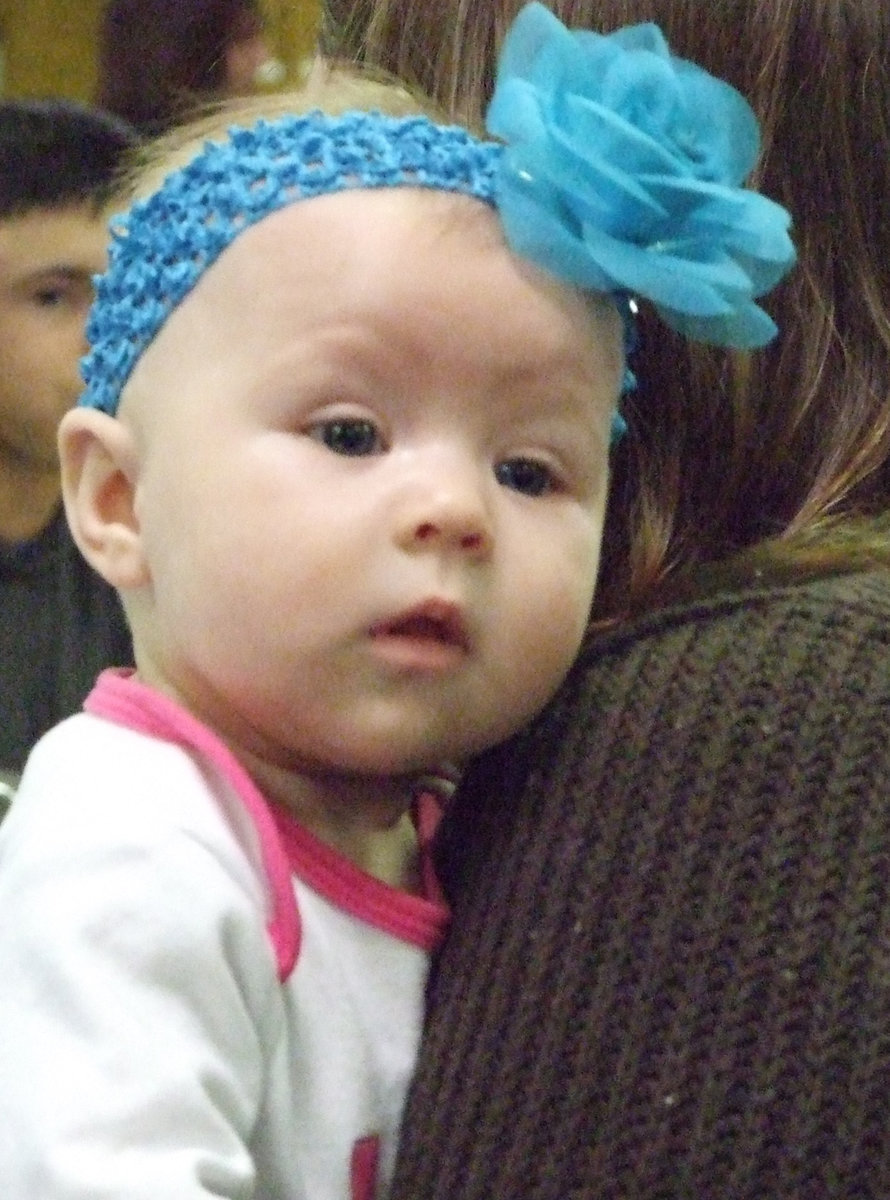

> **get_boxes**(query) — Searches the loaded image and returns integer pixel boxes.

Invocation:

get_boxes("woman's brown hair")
[323,0,890,616]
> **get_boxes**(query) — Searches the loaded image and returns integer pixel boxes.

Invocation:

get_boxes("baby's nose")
[412,518,489,555]
[395,459,494,560]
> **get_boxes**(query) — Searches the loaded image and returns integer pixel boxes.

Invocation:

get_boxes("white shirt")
[0,671,448,1200]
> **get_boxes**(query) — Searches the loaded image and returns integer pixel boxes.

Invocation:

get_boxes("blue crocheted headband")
[81,2,795,419]
[81,114,502,416]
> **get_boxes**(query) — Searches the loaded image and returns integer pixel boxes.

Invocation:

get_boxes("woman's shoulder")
[586,566,890,664]
[453,567,890,859]
[549,568,890,764]
[563,567,890,717]
[412,567,890,1200]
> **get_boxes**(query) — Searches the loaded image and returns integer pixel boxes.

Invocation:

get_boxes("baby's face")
[119,188,622,776]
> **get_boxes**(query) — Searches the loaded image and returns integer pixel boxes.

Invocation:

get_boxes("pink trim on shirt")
[350,1136,380,1200]
[85,670,300,981]
[84,670,449,965]
[270,801,449,952]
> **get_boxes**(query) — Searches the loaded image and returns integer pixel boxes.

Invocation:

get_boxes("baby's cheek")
[549,576,596,663]
[516,571,593,688]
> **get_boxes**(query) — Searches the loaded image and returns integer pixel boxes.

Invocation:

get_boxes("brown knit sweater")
[389,570,890,1199]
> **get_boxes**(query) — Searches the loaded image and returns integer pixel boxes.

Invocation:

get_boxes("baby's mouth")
[371,601,469,651]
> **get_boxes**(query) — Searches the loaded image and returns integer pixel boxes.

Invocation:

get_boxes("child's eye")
[494,457,557,496]
[33,286,66,308]
[29,275,93,311]
[308,418,384,456]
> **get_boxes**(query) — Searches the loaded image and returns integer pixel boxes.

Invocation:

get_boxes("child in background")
[0,99,135,782]
[0,6,792,1198]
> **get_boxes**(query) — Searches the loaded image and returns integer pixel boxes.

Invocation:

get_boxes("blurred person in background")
[0,99,135,790]
[96,0,276,137]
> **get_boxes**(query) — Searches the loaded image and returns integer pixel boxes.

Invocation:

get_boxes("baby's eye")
[495,457,557,496]
[308,418,383,457]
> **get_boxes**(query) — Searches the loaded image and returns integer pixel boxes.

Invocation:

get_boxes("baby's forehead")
[120,181,621,431]
[82,111,503,416]
[134,184,589,341]
[241,184,503,255]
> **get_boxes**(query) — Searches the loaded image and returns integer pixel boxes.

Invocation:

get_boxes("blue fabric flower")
[487,2,795,348]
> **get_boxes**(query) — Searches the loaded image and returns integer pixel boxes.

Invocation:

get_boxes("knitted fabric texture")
[80,112,501,415]
[389,569,890,1199]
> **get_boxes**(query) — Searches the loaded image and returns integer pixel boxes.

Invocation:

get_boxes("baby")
[0,5,793,1198]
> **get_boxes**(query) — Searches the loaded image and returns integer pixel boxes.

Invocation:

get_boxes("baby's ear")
[58,407,149,590]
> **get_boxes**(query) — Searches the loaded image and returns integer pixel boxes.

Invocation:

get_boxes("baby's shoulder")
[4,712,270,919]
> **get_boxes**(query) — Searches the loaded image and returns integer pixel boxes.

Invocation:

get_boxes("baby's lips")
[370,599,470,651]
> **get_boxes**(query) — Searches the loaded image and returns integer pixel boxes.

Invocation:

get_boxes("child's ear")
[58,407,149,590]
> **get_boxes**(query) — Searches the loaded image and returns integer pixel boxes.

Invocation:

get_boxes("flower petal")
[487,2,796,351]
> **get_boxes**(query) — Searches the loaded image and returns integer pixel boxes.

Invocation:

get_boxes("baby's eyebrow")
[494,350,605,388]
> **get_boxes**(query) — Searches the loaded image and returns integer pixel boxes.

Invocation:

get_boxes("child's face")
[0,204,108,470]
[116,189,622,775]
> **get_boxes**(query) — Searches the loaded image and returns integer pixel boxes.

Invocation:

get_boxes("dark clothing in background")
[390,569,890,1200]
[1,507,132,775]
